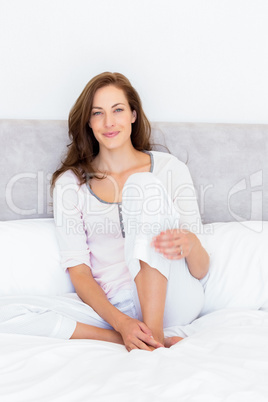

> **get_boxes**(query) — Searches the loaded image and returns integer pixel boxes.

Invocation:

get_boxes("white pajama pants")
[0,172,205,339]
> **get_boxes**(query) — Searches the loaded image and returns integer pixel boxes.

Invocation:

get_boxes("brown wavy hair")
[51,72,152,187]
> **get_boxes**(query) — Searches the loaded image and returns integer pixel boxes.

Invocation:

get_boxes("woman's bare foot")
[164,336,183,348]
[148,336,183,350]
[144,331,165,351]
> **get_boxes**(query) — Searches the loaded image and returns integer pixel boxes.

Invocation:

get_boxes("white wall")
[1,0,268,123]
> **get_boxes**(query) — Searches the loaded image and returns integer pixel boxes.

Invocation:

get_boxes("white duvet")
[1,220,268,401]
[1,308,268,402]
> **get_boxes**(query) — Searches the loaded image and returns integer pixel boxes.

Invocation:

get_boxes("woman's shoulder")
[150,150,186,168]
[150,151,193,186]
[53,170,86,207]
[54,169,81,187]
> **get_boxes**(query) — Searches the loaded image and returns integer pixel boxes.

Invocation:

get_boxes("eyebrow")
[92,103,126,110]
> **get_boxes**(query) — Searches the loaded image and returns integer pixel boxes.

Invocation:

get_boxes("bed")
[0,119,268,401]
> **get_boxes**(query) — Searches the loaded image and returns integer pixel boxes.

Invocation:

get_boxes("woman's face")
[89,85,136,152]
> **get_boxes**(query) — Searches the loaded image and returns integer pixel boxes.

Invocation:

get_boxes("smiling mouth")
[103,131,120,138]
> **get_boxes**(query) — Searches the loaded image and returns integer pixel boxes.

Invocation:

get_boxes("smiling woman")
[51,72,152,187]
[14,72,210,352]
[89,85,137,153]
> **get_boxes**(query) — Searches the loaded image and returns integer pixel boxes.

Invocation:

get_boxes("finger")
[140,333,164,348]
[153,230,184,241]
[157,244,186,256]
[137,321,152,336]
[127,339,152,352]
[154,239,177,248]
[148,338,164,348]
[162,246,186,259]
[153,235,185,247]
[153,234,179,244]
[134,339,153,351]
[160,246,180,254]
[152,240,179,253]
[137,323,164,348]
[164,254,185,260]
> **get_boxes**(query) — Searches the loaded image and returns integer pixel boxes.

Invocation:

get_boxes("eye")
[92,111,102,116]
[114,108,123,113]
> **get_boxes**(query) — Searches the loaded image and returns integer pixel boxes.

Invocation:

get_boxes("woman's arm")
[151,156,209,279]
[68,263,164,351]
[183,231,210,279]
[53,175,162,351]
[69,263,126,328]
[151,229,209,280]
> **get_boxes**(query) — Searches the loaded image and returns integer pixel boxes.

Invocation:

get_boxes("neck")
[94,144,141,174]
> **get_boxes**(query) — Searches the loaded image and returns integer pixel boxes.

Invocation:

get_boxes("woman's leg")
[70,322,123,344]
[0,302,76,339]
[134,260,167,345]
[69,291,135,345]
[122,172,204,343]
[0,295,123,343]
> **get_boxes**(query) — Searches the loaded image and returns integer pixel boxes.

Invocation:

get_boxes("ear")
[88,121,91,128]
[132,110,137,123]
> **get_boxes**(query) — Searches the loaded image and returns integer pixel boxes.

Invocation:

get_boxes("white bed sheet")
[1,308,268,402]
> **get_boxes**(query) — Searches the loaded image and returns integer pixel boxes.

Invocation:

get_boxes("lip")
[103,131,120,138]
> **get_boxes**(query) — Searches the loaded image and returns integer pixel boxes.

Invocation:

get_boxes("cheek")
[119,115,134,128]
[90,118,101,132]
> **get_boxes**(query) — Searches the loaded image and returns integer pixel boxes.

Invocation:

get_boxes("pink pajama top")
[53,151,203,300]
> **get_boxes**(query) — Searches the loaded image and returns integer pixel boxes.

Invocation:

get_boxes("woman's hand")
[151,229,196,260]
[151,229,210,279]
[116,316,164,352]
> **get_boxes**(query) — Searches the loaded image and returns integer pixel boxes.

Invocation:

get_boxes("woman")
[51,72,210,352]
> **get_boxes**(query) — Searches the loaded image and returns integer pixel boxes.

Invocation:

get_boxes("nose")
[104,112,115,128]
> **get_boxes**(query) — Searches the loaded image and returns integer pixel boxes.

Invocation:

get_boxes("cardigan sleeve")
[153,152,208,252]
[169,156,210,254]
[53,171,91,271]
[170,158,202,231]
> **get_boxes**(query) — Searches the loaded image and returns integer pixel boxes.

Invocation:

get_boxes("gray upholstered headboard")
[1,119,267,223]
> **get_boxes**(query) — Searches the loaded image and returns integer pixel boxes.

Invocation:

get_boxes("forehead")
[92,85,128,107]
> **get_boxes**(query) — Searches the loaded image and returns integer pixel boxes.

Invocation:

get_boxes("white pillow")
[0,218,74,296]
[1,218,267,310]
[200,221,268,316]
